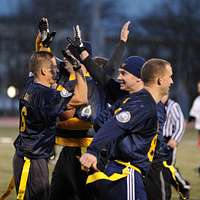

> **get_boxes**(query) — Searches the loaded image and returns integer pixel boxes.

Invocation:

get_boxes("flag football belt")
[163,161,176,180]
[17,157,31,200]
[86,160,141,184]
[163,161,183,196]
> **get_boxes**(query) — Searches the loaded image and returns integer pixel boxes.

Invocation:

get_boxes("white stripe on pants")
[127,168,135,200]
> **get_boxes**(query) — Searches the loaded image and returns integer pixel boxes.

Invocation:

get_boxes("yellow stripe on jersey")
[56,85,64,91]
[57,117,93,130]
[122,97,130,104]
[55,137,93,147]
[69,72,90,81]
[114,108,122,115]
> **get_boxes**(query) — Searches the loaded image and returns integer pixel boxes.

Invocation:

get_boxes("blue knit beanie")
[123,56,145,78]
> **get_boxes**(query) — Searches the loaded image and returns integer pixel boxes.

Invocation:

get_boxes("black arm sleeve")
[82,56,111,86]
[87,120,125,157]
[104,40,126,78]
[82,40,126,87]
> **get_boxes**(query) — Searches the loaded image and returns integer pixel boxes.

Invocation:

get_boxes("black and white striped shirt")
[163,99,185,143]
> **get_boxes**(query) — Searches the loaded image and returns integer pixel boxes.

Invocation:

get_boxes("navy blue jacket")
[88,89,158,175]
[56,75,106,138]
[14,78,72,159]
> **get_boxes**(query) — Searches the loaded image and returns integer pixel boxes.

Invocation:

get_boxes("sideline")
[0,137,13,144]
[0,117,18,128]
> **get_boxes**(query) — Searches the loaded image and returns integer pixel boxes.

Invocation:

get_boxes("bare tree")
[137,0,200,115]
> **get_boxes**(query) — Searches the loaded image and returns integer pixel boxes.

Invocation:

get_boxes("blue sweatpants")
[87,161,147,200]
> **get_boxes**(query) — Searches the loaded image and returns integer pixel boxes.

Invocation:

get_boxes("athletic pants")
[87,161,147,200]
[50,146,94,200]
[13,153,49,200]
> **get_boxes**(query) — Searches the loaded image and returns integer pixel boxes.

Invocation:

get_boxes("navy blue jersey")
[56,75,106,138]
[87,89,158,175]
[153,102,172,163]
[14,78,72,159]
[93,94,129,132]
[75,77,106,122]
[157,102,166,134]
[95,98,171,166]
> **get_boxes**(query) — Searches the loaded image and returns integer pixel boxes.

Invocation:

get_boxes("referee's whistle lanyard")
[17,157,31,200]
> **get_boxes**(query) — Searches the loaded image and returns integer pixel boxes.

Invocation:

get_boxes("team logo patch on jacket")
[60,89,72,98]
[81,105,92,119]
[116,111,131,123]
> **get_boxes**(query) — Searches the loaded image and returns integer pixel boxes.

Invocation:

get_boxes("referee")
[161,95,190,200]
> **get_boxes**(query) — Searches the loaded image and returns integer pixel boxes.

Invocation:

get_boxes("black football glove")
[62,49,81,71]
[38,17,56,48]
[66,25,86,58]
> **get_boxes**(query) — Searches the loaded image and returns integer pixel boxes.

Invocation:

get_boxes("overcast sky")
[122,0,162,18]
[0,0,162,17]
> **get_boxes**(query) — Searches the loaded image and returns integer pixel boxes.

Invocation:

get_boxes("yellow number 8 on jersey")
[147,134,158,162]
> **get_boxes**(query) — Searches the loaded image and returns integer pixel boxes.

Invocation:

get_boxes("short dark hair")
[29,51,54,76]
[141,58,171,84]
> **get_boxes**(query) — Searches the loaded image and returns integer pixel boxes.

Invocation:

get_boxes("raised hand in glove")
[38,17,56,48]
[66,25,86,59]
[62,49,81,71]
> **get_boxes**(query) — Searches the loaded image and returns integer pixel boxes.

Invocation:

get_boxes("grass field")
[0,127,200,200]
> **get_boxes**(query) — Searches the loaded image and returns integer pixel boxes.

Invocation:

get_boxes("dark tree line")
[139,0,200,83]
[0,0,199,116]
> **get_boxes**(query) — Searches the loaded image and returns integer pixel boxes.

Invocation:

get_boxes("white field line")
[0,137,13,144]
